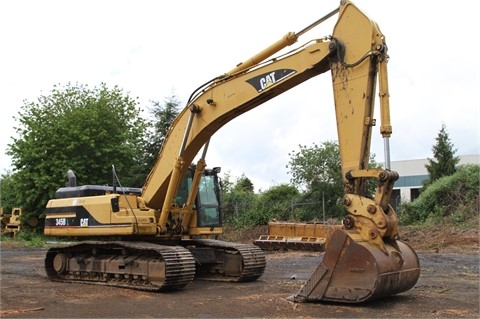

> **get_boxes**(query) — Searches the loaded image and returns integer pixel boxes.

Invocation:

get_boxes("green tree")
[286,140,380,219]
[287,141,341,191]
[256,184,300,221]
[233,174,254,193]
[6,82,148,222]
[286,141,344,219]
[219,172,257,226]
[219,170,234,195]
[0,171,17,214]
[424,123,460,187]
[143,95,181,174]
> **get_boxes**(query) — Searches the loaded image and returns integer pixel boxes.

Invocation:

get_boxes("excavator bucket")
[290,229,420,303]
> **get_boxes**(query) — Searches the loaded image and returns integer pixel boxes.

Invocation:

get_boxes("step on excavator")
[43,0,420,303]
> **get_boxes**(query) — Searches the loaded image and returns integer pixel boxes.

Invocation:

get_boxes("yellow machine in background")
[1,207,21,237]
[44,0,420,303]
[254,221,342,251]
[1,207,38,237]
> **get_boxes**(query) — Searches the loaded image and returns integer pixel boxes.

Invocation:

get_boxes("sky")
[1,0,479,192]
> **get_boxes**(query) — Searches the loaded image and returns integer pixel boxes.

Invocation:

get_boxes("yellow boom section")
[141,1,384,211]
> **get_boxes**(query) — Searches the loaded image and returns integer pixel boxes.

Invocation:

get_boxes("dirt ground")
[0,226,479,318]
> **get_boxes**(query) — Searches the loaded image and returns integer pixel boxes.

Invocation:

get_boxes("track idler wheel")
[289,229,420,303]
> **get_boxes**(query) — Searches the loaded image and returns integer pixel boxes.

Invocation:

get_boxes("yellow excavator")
[1,208,23,237]
[1,207,38,237]
[44,0,420,303]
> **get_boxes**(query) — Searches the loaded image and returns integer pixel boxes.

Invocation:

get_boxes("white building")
[388,154,479,210]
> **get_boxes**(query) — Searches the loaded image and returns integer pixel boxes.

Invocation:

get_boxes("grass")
[0,231,47,248]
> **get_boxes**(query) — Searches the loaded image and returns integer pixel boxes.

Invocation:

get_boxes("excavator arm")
[140,0,420,303]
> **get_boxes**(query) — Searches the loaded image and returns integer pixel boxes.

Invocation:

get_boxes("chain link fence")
[221,197,342,226]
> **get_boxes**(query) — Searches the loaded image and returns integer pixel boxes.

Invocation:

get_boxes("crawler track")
[45,241,196,291]
[183,239,266,282]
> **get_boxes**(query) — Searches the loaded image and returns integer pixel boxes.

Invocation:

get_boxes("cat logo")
[246,69,296,93]
[80,218,89,227]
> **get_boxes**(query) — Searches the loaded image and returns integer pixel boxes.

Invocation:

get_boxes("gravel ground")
[0,246,478,318]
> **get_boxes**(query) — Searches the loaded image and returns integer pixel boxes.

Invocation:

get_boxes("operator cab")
[175,165,222,227]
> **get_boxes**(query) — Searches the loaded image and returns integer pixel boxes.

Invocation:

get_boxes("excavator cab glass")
[197,174,221,227]
[174,169,193,207]
[174,166,221,227]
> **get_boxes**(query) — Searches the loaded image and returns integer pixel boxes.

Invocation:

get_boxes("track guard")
[289,229,420,303]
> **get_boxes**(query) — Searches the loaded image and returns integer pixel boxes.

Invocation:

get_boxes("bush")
[222,184,301,228]
[399,164,479,225]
